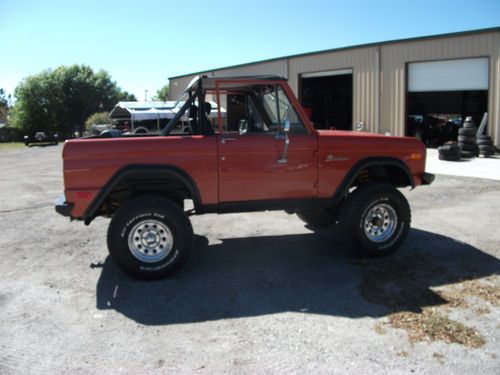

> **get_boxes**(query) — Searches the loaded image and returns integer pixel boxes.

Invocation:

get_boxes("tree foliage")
[119,91,137,101]
[0,88,10,123]
[84,111,111,133]
[0,88,8,110]
[11,65,132,137]
[155,84,169,101]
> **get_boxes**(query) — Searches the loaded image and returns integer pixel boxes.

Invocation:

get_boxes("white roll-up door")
[408,57,489,92]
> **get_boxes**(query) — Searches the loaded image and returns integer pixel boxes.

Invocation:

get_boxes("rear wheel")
[339,183,411,256]
[107,196,193,279]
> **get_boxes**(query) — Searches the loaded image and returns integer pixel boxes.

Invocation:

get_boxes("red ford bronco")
[55,76,434,279]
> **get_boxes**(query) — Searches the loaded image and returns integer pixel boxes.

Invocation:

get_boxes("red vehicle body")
[56,76,434,279]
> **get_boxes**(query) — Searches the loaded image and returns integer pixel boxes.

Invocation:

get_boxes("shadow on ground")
[96,228,500,325]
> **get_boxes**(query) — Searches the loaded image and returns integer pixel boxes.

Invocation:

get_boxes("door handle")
[277,133,290,164]
[221,138,236,144]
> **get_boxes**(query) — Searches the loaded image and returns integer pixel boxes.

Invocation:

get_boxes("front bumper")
[54,195,73,217]
[421,172,435,185]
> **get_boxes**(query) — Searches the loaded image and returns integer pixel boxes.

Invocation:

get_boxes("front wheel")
[107,196,193,279]
[339,183,411,256]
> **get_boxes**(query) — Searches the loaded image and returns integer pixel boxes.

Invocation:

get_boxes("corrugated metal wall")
[212,60,287,78]
[170,30,500,144]
[288,46,379,133]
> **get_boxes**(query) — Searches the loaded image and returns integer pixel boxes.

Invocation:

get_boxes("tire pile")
[477,134,496,157]
[438,141,461,161]
[457,117,478,158]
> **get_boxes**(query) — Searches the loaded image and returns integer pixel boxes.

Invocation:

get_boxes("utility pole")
[144,89,149,102]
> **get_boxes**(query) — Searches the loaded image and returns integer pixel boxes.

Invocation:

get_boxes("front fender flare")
[328,157,414,208]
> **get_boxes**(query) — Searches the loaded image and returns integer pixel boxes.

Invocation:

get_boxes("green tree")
[0,88,8,123]
[84,111,111,133]
[119,91,137,101]
[11,65,131,137]
[155,84,169,101]
[0,88,8,110]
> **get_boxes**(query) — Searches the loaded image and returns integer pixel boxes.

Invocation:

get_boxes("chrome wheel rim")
[363,203,397,243]
[128,220,173,263]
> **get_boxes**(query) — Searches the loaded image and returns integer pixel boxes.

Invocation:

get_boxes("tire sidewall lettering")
[121,213,153,238]
[120,211,180,267]
[139,249,180,272]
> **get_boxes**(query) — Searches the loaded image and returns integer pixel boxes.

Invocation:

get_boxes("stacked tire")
[477,135,495,157]
[457,117,478,158]
[438,142,461,161]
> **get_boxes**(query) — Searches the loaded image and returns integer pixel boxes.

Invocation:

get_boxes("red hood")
[317,130,425,151]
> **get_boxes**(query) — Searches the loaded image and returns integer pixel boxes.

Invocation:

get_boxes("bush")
[0,127,23,142]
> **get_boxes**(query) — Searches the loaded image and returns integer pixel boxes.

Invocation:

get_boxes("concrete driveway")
[0,145,499,374]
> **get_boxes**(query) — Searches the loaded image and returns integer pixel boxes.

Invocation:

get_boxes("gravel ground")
[0,144,499,375]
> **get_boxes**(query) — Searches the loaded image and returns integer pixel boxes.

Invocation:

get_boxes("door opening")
[300,73,353,130]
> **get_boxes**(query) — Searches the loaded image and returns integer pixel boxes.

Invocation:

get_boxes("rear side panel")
[63,136,218,218]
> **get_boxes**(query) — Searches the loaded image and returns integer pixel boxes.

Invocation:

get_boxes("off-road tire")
[439,153,460,161]
[338,183,411,257]
[107,196,193,279]
[458,128,476,136]
[479,144,496,152]
[460,150,475,158]
[477,139,492,146]
[457,135,476,143]
[479,152,494,158]
[459,144,479,154]
[296,209,335,227]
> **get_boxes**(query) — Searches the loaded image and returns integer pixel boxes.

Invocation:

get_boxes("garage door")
[408,57,489,92]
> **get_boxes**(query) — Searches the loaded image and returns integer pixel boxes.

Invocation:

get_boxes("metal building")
[169,27,500,145]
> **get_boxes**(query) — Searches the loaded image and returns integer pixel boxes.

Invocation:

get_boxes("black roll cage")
[160,78,209,136]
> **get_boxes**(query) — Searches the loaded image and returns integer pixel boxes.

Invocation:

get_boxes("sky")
[1,0,499,101]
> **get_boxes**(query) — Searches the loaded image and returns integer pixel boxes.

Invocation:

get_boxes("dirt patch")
[355,255,493,348]
[389,308,485,348]
[441,277,500,307]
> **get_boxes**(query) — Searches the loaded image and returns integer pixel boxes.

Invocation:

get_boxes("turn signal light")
[409,153,422,160]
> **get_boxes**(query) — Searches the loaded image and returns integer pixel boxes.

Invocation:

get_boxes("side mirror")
[283,118,290,133]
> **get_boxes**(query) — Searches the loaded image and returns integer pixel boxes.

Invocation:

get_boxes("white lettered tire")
[107,196,193,279]
[339,183,411,256]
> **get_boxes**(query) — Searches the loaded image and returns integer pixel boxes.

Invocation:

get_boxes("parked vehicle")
[24,131,59,146]
[407,115,459,147]
[55,76,434,279]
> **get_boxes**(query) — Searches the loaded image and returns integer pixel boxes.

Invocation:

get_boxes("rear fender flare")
[83,164,201,224]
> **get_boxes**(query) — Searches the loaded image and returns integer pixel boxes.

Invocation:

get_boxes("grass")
[0,142,25,152]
